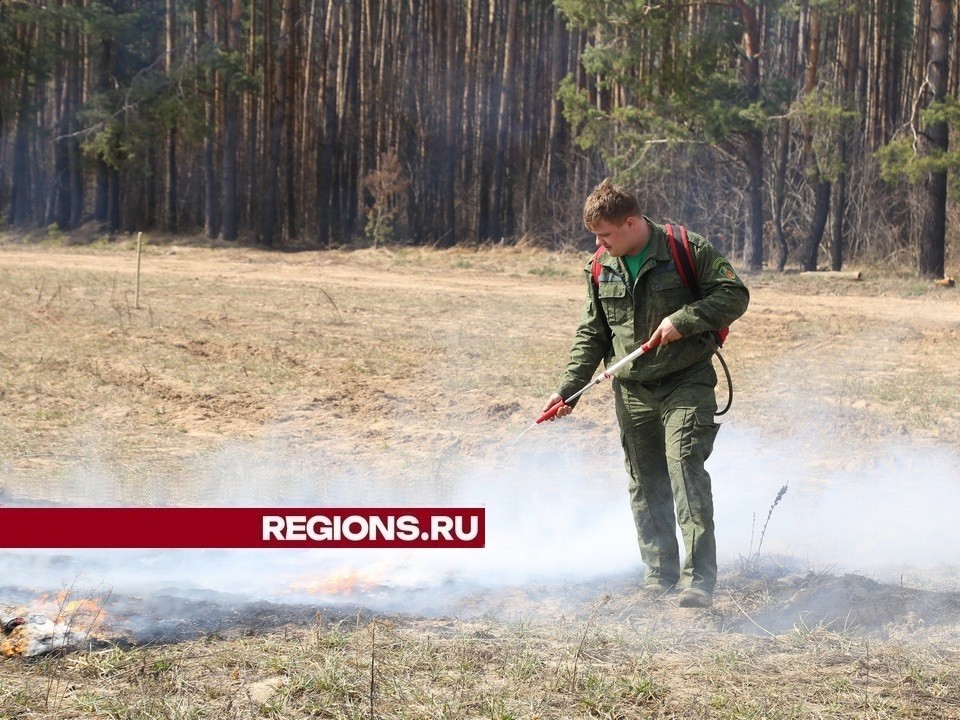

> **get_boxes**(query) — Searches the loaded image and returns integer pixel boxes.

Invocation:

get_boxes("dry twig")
[571,594,610,692]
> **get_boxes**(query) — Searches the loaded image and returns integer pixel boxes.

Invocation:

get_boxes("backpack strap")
[665,224,700,299]
[591,246,605,286]
[666,223,729,348]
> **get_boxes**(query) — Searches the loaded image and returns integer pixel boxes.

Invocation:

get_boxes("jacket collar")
[645,217,672,265]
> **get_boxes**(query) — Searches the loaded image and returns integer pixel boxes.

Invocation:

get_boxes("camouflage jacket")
[557,218,749,402]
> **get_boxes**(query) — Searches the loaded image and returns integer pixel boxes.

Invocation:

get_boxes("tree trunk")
[220,0,241,241]
[284,0,298,241]
[831,146,846,271]
[919,0,949,278]
[402,0,420,242]
[53,49,71,229]
[547,7,569,192]
[264,0,295,246]
[736,0,765,272]
[9,60,34,226]
[440,0,457,247]
[199,0,218,237]
[357,0,373,231]
[108,167,121,233]
[476,0,492,240]
[773,13,799,272]
[490,0,519,242]
[800,4,830,272]
[165,0,177,230]
[832,10,859,272]
[317,0,338,247]
[802,180,831,270]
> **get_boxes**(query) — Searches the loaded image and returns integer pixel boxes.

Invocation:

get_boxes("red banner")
[0,508,485,549]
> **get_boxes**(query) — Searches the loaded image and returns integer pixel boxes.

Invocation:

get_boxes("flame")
[284,562,393,597]
[2,589,111,656]
[57,597,109,632]
[288,569,378,596]
[1,631,29,658]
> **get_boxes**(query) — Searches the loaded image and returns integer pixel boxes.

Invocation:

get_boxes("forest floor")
[1,233,960,718]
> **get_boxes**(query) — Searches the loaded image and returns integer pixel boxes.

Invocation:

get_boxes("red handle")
[641,336,662,353]
[536,399,568,424]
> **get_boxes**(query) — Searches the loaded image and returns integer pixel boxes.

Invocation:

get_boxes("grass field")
[1,234,959,718]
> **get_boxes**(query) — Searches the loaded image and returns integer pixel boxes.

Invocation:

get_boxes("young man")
[543,179,749,608]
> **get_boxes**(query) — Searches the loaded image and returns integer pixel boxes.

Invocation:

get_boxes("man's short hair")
[582,178,642,231]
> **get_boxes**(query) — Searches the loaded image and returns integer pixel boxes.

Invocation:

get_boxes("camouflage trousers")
[613,360,720,593]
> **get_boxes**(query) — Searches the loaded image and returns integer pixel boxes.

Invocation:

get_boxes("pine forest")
[0,0,956,275]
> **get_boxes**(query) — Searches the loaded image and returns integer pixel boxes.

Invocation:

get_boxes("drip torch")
[515,336,661,441]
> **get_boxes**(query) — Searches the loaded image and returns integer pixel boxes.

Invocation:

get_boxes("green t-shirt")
[623,243,651,285]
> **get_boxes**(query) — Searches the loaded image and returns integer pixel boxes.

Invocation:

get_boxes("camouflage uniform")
[558,218,749,595]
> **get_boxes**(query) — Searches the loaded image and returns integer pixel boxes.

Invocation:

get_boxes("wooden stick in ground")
[135,232,143,309]
[369,622,376,720]
[798,270,863,280]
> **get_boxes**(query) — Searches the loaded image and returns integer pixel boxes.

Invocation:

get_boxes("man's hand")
[647,317,683,347]
[542,393,572,420]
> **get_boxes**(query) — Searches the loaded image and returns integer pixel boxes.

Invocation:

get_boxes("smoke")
[0,427,642,611]
[713,425,960,575]
[3,405,960,622]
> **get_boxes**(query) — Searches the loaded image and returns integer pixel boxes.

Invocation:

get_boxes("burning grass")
[1,585,111,658]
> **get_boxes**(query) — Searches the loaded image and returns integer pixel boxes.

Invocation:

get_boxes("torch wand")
[514,337,661,441]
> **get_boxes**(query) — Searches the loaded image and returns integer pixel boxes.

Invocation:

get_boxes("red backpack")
[592,223,729,347]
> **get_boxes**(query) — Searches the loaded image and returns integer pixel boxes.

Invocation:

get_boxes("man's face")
[591,217,645,257]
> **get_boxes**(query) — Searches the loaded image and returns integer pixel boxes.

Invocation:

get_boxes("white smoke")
[3,409,960,613]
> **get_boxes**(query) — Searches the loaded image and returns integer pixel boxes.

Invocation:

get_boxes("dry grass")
[2,235,960,718]
[2,601,959,719]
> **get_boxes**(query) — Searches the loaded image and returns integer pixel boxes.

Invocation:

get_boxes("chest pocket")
[649,272,684,291]
[647,271,693,321]
[597,280,630,323]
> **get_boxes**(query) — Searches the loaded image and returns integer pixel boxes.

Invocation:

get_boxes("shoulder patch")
[713,257,738,280]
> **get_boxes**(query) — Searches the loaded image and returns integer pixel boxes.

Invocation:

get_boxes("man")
[543,179,749,608]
